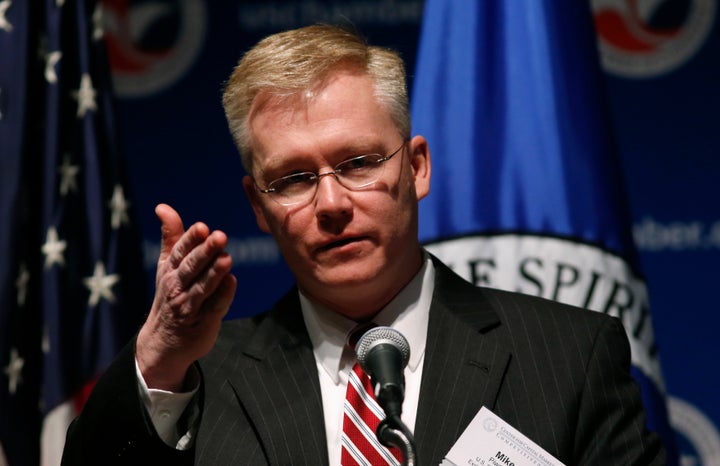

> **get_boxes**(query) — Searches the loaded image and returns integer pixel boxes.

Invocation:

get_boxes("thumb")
[155,203,185,261]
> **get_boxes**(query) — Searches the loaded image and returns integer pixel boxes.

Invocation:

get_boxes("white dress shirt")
[300,254,434,465]
[137,253,434,463]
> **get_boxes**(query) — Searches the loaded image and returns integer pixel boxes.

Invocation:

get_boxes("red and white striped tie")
[341,362,402,465]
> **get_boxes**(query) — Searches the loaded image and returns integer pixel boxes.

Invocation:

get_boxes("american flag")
[0,1,148,465]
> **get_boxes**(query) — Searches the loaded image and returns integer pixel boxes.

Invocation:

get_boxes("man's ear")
[242,175,271,233]
[409,135,431,200]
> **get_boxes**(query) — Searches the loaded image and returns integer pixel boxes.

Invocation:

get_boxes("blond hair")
[222,24,410,172]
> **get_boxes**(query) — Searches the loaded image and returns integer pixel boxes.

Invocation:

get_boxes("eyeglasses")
[255,140,407,206]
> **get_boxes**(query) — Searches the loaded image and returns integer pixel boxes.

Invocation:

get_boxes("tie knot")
[347,322,376,352]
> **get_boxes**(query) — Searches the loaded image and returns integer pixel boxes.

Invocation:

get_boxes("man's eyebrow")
[332,141,386,157]
[257,138,390,177]
[261,141,386,172]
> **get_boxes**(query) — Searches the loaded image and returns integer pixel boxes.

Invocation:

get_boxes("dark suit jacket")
[62,258,665,465]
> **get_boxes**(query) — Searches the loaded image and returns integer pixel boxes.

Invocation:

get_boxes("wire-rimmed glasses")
[254,140,407,206]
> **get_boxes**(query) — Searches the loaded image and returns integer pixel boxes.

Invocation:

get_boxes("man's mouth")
[317,236,364,253]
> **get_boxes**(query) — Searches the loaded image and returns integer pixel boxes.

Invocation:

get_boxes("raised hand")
[136,204,237,391]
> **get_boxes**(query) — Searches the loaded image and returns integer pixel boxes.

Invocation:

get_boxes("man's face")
[242,71,431,320]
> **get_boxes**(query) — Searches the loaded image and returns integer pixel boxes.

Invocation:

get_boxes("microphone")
[355,326,410,418]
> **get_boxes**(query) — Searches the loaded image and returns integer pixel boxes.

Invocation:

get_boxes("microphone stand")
[378,415,417,466]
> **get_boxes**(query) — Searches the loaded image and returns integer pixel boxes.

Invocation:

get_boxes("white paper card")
[440,406,565,466]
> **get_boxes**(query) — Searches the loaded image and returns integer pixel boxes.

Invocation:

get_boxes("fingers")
[178,246,234,318]
[156,203,185,261]
[153,221,234,324]
[168,223,216,272]
[155,203,217,280]
[200,273,237,320]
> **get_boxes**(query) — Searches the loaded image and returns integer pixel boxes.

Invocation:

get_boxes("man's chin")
[309,260,383,290]
[318,266,375,287]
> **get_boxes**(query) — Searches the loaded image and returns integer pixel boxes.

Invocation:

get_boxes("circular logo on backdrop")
[592,0,716,78]
[668,396,720,466]
[102,0,207,98]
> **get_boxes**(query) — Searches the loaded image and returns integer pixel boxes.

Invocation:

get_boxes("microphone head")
[355,326,410,374]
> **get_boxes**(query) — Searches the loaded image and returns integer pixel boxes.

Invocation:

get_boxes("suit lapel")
[414,259,511,465]
[226,291,329,465]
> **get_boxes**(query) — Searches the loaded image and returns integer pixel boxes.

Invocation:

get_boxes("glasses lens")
[267,172,317,205]
[335,154,385,188]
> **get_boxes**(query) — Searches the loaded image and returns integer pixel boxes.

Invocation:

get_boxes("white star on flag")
[15,262,29,307]
[45,50,62,84]
[0,1,13,33]
[109,184,130,229]
[41,226,67,269]
[72,73,97,118]
[58,154,80,196]
[83,262,120,306]
[3,348,24,395]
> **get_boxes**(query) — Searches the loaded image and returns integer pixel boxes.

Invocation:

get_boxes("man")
[62,25,665,465]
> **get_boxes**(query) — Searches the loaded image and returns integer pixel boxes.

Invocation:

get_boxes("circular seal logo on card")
[483,417,498,432]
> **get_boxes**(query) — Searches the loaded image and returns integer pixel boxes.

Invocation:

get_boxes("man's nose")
[314,172,352,215]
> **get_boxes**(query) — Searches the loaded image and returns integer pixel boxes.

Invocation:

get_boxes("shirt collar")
[300,251,435,384]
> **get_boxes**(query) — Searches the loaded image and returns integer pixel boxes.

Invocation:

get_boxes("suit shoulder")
[483,286,613,322]
[432,255,614,327]
[476,286,625,349]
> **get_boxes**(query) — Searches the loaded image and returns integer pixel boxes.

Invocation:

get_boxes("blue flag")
[411,0,678,462]
[0,1,147,464]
